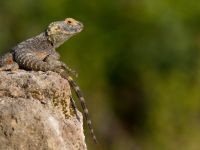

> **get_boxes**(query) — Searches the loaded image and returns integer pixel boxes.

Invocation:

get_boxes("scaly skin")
[0,18,98,144]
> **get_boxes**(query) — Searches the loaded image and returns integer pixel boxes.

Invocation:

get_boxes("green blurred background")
[1,0,200,150]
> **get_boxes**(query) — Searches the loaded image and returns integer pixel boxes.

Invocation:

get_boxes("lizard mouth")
[74,22,84,33]
[63,23,83,35]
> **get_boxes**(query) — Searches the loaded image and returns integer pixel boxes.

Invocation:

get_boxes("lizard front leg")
[14,50,53,71]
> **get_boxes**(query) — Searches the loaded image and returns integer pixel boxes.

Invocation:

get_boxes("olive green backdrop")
[0,0,200,150]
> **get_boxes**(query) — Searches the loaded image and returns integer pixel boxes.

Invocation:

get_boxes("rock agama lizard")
[0,18,98,144]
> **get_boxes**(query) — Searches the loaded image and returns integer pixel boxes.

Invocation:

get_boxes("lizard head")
[46,18,84,47]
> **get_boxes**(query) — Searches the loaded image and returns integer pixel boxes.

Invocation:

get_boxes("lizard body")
[0,18,98,144]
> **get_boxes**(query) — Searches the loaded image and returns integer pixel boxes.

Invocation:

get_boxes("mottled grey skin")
[0,18,98,144]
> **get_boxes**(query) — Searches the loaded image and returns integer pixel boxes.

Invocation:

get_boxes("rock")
[0,70,87,150]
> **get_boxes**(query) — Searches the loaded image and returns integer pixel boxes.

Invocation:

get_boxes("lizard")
[0,18,98,144]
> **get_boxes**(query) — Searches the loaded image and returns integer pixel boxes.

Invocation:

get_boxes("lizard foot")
[0,62,19,72]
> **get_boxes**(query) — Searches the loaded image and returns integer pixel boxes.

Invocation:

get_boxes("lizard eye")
[67,20,72,24]
[64,18,75,25]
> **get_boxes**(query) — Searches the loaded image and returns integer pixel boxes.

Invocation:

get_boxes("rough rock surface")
[0,70,87,150]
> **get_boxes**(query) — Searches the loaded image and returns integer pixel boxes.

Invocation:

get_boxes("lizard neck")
[45,30,73,48]
[29,32,55,50]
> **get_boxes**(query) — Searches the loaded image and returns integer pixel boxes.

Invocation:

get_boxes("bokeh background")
[1,0,200,150]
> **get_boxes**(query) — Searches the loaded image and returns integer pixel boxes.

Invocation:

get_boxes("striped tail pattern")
[56,68,98,144]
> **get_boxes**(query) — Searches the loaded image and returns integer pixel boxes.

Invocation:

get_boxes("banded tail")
[56,68,98,144]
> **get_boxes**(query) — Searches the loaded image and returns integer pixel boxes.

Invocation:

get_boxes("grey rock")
[0,70,87,150]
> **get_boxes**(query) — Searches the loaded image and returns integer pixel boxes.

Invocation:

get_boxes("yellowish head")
[46,18,84,47]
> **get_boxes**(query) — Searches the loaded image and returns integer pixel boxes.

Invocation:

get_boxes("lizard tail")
[67,76,99,144]
[57,69,98,144]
